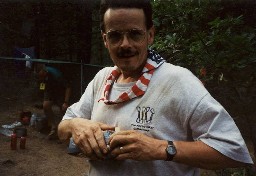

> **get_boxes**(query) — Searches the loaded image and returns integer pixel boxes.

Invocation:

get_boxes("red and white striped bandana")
[99,50,165,105]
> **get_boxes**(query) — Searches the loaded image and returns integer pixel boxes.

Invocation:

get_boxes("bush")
[151,0,256,123]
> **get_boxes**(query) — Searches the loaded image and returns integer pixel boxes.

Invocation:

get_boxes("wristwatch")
[165,141,177,161]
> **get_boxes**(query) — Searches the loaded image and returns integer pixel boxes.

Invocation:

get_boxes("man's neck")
[116,63,145,83]
[116,73,140,83]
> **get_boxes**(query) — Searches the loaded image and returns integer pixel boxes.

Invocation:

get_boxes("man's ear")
[147,26,155,45]
[101,31,109,49]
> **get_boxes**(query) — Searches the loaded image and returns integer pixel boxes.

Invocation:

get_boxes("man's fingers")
[71,120,117,159]
[109,131,133,149]
[98,123,115,131]
[110,146,133,160]
[94,130,109,154]
[74,128,103,159]
[77,138,93,156]
[89,137,104,157]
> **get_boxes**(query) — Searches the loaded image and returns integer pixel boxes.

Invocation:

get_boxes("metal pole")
[80,59,83,96]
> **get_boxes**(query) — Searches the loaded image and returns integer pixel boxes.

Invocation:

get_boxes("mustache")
[117,48,137,57]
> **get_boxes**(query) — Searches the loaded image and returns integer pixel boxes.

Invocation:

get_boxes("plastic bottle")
[11,133,17,150]
[30,113,37,127]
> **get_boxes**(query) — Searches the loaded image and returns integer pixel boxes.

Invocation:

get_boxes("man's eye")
[130,30,143,36]
[108,31,122,40]
[129,30,144,41]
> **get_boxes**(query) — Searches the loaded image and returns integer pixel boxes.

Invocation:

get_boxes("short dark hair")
[100,0,153,32]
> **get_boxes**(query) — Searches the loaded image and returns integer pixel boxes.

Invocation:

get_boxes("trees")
[0,1,93,63]
[152,0,256,123]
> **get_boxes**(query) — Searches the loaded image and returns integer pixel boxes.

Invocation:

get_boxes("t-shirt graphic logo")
[136,106,155,124]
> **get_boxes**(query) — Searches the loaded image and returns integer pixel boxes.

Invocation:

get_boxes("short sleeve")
[190,94,253,164]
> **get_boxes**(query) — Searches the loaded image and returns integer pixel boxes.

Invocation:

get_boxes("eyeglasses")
[104,29,146,46]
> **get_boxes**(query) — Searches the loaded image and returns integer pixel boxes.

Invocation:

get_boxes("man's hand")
[109,130,167,161]
[67,118,115,160]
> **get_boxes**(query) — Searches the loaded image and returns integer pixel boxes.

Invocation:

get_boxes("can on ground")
[11,133,17,150]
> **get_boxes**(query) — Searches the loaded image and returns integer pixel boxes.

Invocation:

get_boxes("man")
[37,64,71,139]
[58,0,253,175]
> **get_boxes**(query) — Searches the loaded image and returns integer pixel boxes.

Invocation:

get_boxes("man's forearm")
[172,141,246,170]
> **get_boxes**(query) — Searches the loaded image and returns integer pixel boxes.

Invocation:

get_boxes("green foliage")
[151,0,256,120]
[152,1,255,73]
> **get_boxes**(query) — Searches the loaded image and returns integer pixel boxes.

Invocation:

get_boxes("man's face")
[102,8,154,75]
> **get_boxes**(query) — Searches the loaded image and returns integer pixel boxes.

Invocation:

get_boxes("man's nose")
[120,34,131,47]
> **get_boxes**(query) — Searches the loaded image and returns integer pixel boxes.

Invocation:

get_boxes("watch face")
[167,145,176,155]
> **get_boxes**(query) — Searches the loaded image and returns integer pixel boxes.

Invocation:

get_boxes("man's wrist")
[165,141,177,161]
[154,140,169,160]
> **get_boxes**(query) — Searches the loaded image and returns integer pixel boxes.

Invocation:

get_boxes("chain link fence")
[0,57,103,113]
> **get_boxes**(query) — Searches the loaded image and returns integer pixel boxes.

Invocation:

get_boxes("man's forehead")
[104,8,144,17]
[104,8,146,29]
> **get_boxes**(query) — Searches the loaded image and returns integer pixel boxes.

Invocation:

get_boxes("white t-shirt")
[63,62,253,176]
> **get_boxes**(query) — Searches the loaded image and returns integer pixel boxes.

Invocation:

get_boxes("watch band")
[165,140,176,161]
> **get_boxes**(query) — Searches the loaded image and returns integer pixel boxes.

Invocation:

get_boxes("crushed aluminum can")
[67,130,115,158]
[103,130,114,145]
[67,137,81,155]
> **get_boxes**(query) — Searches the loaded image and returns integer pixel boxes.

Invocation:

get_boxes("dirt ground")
[0,104,90,176]
[0,69,255,176]
[0,70,89,176]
